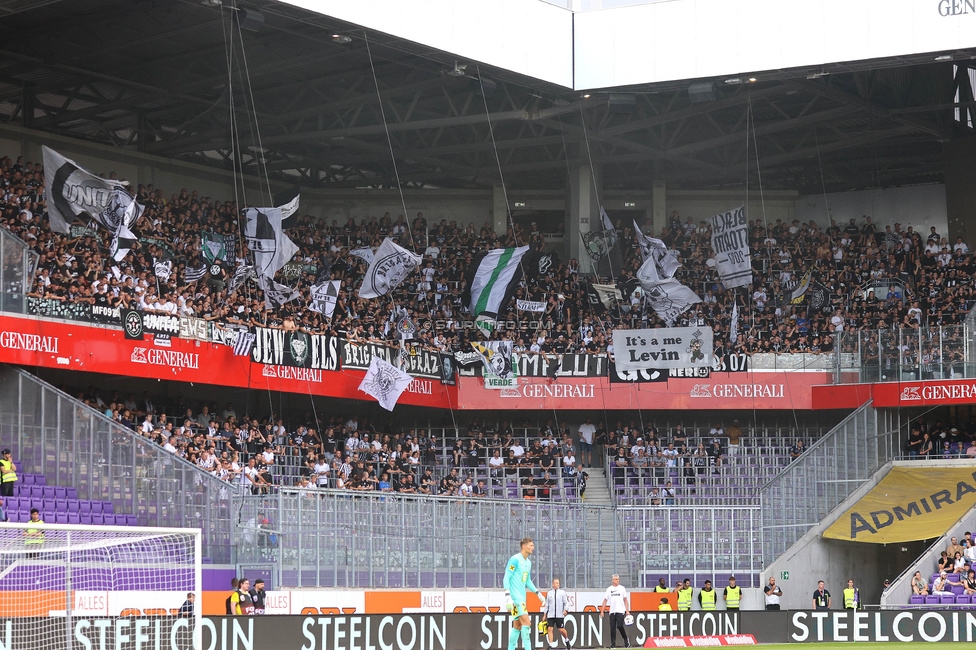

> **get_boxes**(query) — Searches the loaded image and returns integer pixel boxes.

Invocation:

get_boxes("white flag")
[516,299,547,313]
[110,224,138,262]
[358,238,422,299]
[640,278,702,326]
[730,301,740,344]
[634,220,680,278]
[349,247,375,264]
[309,280,341,317]
[43,145,144,236]
[358,356,414,411]
[709,206,752,289]
[244,207,299,281]
[257,276,300,309]
[153,258,173,282]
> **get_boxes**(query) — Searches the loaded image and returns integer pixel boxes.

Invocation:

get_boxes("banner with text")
[823,466,976,543]
[612,327,714,371]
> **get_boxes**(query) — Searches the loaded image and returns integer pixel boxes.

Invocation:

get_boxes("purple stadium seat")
[33,474,45,486]
[41,486,55,499]
[79,513,93,526]
[21,474,34,486]
[924,595,940,605]
[952,584,965,595]
[66,500,79,513]
[66,487,78,500]
[102,501,113,514]
[90,501,102,514]
[956,595,971,605]
[54,487,66,500]
[91,513,104,525]
[124,514,137,526]
[910,595,924,605]
[53,512,67,524]
[941,595,956,605]
[67,513,80,525]
[79,501,92,514]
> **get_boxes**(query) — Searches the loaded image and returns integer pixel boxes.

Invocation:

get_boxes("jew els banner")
[612,327,714,371]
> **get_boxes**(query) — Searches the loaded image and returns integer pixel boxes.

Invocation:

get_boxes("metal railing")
[234,488,620,589]
[836,324,974,383]
[0,366,235,562]
[759,402,903,565]
[0,226,38,314]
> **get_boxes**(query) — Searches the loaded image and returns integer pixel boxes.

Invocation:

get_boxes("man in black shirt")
[249,579,267,614]
[811,580,831,610]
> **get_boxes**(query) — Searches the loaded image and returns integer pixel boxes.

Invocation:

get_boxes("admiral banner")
[612,327,713,371]
[341,340,442,380]
[823,466,976,543]
[250,328,341,371]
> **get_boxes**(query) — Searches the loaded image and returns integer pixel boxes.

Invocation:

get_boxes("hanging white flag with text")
[358,356,414,411]
[709,206,752,289]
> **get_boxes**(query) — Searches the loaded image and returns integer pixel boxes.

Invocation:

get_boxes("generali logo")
[938,0,974,16]
[689,384,712,398]
[900,386,922,401]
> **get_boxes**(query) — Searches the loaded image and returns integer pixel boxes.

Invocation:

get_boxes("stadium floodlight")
[0,523,202,649]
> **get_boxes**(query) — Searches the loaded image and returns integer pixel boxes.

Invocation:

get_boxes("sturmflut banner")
[612,327,714,371]
[709,206,752,289]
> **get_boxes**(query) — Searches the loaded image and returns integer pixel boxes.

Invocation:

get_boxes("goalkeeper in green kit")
[504,537,545,650]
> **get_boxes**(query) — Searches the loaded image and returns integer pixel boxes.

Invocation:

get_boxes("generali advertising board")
[0,313,837,410]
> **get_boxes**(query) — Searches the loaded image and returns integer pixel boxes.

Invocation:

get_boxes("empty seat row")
[910,594,976,605]
[5,497,113,514]
[5,510,137,526]
[13,485,77,500]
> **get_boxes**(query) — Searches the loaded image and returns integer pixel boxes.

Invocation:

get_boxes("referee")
[600,574,631,648]
[543,578,571,649]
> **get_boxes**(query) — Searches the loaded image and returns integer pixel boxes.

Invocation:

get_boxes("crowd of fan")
[2,152,972,358]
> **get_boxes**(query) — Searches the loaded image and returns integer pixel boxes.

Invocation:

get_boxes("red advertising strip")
[873,379,976,407]
[644,635,757,647]
[0,314,456,409]
[0,313,838,410]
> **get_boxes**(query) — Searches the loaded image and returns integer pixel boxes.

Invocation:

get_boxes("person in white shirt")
[577,418,596,468]
[600,575,631,648]
[458,477,474,498]
[313,455,330,488]
[543,578,572,649]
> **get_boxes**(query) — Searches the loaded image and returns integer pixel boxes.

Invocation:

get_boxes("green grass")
[756,641,973,650]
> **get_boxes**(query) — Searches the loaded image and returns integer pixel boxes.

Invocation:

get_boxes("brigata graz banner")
[341,340,445,381]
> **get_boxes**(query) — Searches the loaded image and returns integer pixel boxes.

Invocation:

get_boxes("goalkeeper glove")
[504,591,516,616]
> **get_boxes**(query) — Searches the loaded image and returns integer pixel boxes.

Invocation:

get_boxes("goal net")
[0,523,202,650]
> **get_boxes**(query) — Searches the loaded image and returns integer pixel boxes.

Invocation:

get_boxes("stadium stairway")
[580,468,623,582]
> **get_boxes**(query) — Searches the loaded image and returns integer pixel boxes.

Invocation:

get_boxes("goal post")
[0,523,202,650]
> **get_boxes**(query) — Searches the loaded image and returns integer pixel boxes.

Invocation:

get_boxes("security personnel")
[723,576,741,610]
[812,580,831,610]
[698,580,717,610]
[0,449,18,497]
[843,579,859,610]
[677,578,694,611]
[654,577,670,593]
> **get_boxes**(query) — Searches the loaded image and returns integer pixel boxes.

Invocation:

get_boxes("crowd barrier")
[9,610,976,649]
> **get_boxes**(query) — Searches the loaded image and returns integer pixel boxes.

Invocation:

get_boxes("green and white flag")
[462,246,534,333]
[202,231,227,263]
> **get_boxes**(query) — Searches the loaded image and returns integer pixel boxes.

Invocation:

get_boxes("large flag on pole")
[309,280,341,317]
[359,356,414,411]
[709,206,752,289]
[244,207,299,281]
[42,146,144,236]
[273,185,301,220]
[580,207,618,262]
[634,220,680,278]
[358,237,422,299]
[462,245,535,334]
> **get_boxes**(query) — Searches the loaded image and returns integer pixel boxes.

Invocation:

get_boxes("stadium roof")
[0,0,974,195]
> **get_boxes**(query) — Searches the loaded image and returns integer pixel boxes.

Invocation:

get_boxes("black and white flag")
[110,223,138,262]
[227,264,255,295]
[589,283,621,312]
[244,207,299,281]
[516,299,547,313]
[709,206,752,289]
[273,185,301,221]
[634,219,680,278]
[358,356,414,411]
[349,247,374,264]
[184,263,207,283]
[580,207,618,262]
[233,331,256,357]
[42,146,144,236]
[358,238,422,299]
[309,280,341,318]
[153,258,173,282]
[257,276,300,309]
[730,300,739,345]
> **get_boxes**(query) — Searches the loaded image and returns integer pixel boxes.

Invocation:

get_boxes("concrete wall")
[794,184,948,235]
